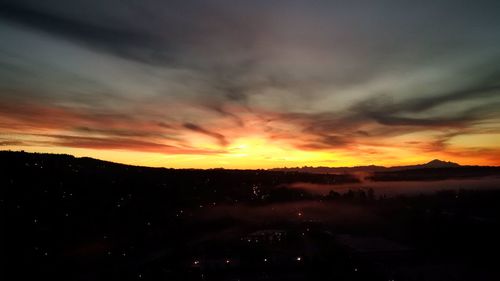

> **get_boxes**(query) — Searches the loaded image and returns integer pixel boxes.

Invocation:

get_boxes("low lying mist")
[287,177,500,196]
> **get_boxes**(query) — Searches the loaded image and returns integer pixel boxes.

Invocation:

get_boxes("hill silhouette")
[272,159,468,174]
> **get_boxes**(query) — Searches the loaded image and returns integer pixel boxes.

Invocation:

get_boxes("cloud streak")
[183,123,229,147]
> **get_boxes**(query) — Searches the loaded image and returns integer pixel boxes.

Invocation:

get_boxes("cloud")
[0,1,171,65]
[43,134,224,155]
[183,122,229,147]
[0,140,24,146]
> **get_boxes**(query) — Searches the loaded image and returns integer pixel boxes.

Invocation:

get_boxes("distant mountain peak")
[424,159,460,168]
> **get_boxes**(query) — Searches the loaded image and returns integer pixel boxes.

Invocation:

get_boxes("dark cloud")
[353,84,500,128]
[0,0,266,67]
[0,140,24,146]
[43,134,223,155]
[183,122,228,147]
[270,75,500,151]
[0,2,167,64]
[403,85,500,113]
[200,103,246,127]
[73,127,168,138]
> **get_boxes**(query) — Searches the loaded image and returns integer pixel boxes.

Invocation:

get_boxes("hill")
[271,159,462,174]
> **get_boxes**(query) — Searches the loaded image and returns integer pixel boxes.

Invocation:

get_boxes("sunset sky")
[1,0,499,168]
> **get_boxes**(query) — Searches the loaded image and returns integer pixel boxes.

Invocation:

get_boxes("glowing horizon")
[3,135,498,169]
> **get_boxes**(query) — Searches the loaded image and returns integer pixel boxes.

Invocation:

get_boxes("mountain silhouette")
[272,159,462,173]
[388,159,460,170]
[421,159,460,168]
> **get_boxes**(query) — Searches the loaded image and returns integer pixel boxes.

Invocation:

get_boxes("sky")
[0,0,499,168]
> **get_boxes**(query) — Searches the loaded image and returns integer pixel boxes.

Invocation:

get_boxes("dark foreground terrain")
[3,151,500,281]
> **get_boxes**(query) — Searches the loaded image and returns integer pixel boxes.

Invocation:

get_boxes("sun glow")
[194,137,341,169]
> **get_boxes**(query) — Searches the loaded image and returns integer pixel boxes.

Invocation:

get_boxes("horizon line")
[3,149,498,170]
